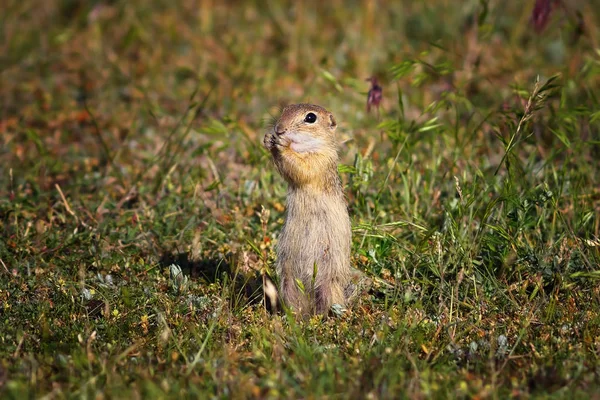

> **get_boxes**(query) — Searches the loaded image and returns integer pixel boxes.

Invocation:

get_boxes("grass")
[1,0,600,398]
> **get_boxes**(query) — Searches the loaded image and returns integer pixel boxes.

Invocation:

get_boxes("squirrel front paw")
[263,132,276,150]
[264,132,287,152]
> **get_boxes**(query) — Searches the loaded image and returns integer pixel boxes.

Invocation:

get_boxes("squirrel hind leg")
[315,281,346,314]
[281,277,310,314]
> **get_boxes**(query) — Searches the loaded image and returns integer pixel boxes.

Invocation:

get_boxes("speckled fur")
[264,104,351,315]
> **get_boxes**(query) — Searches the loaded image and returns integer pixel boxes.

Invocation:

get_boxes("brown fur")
[264,103,351,315]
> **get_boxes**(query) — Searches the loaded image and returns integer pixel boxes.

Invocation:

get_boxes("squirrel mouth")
[286,132,324,154]
[267,130,324,154]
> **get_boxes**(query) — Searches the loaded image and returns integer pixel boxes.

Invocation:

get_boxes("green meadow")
[1,1,599,398]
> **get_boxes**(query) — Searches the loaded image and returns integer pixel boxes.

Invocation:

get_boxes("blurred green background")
[1,1,599,398]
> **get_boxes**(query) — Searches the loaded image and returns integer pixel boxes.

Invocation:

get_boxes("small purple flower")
[366,77,383,114]
[532,0,554,33]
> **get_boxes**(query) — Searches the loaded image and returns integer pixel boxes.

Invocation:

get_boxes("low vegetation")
[1,0,599,397]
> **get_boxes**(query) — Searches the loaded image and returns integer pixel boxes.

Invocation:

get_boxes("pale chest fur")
[276,188,351,285]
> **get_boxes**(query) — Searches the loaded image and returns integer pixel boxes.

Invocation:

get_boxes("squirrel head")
[273,103,337,152]
[264,104,341,189]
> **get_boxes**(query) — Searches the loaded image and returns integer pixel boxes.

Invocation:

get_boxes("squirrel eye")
[304,112,317,123]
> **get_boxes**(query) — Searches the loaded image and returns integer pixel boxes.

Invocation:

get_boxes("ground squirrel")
[264,103,352,315]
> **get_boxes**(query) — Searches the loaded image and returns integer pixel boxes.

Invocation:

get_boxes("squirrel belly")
[277,185,352,314]
[264,103,353,315]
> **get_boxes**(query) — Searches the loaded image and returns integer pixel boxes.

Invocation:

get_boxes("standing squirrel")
[264,103,352,315]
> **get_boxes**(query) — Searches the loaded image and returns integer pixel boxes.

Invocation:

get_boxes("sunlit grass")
[1,0,599,398]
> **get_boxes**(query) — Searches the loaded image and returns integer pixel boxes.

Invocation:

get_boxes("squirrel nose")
[274,125,285,136]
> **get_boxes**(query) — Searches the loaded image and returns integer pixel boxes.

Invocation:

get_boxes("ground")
[1,0,600,398]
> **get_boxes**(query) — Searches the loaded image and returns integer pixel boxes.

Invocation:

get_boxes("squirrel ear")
[329,114,337,131]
